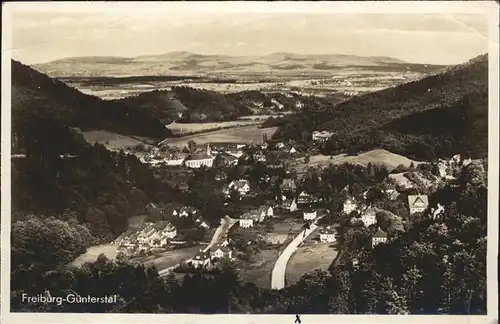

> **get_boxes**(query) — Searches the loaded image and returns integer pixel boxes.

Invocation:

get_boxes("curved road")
[271,221,320,290]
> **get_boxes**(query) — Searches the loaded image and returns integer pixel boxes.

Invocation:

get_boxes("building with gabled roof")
[408,194,429,215]
[372,228,388,247]
[227,179,251,195]
[189,250,211,268]
[343,197,358,214]
[319,227,336,243]
[210,243,233,260]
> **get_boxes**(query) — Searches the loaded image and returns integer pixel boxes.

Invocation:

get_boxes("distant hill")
[11,60,171,142]
[273,54,488,160]
[32,51,446,77]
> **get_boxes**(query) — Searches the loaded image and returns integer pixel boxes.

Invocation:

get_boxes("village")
[108,131,475,289]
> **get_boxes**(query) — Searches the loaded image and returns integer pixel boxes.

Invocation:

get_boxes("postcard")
[1,1,498,324]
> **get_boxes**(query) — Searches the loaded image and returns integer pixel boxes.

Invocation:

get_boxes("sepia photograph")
[1,1,498,324]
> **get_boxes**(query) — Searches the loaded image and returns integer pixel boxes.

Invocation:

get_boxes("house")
[148,221,177,246]
[165,153,188,166]
[239,214,255,228]
[312,131,334,142]
[195,216,211,229]
[360,207,377,227]
[297,191,319,205]
[303,210,317,221]
[215,170,228,181]
[343,198,358,214]
[280,178,297,192]
[254,152,267,162]
[210,243,233,260]
[173,206,199,218]
[184,152,215,168]
[437,161,448,178]
[372,229,388,247]
[385,189,400,200]
[289,147,297,154]
[408,195,429,215]
[276,142,286,149]
[319,228,336,243]
[462,158,472,167]
[257,205,274,219]
[452,154,461,164]
[221,153,239,166]
[282,198,298,212]
[430,203,445,219]
[137,223,157,244]
[227,180,251,195]
[190,251,211,268]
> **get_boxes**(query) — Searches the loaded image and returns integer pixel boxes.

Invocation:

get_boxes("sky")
[8,8,490,65]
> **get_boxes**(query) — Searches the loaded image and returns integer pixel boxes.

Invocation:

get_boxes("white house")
[280,178,297,192]
[210,244,233,260]
[239,214,255,228]
[282,198,298,212]
[360,207,377,227]
[408,195,429,215]
[195,216,210,229]
[173,206,199,218]
[289,147,297,154]
[303,210,318,221]
[372,229,388,247]
[462,158,472,167]
[343,198,358,214]
[312,131,334,142]
[431,203,445,219]
[165,153,188,166]
[227,180,251,195]
[319,228,336,243]
[190,251,211,268]
[257,205,274,219]
[437,161,448,178]
[184,152,214,168]
[385,189,400,200]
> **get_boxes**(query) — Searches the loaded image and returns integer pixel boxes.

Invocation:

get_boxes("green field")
[82,130,149,150]
[296,149,423,172]
[166,121,261,135]
[162,125,278,147]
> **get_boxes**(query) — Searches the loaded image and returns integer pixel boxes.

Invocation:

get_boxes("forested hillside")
[12,60,170,139]
[273,54,488,160]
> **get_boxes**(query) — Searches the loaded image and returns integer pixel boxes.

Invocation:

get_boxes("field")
[285,239,339,286]
[166,121,261,135]
[236,249,281,289]
[82,130,149,151]
[231,217,305,288]
[72,243,118,267]
[161,125,278,147]
[295,149,423,172]
[137,246,204,271]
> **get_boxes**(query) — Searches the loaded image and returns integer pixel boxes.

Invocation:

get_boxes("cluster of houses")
[239,205,274,228]
[117,221,178,255]
[436,154,472,179]
[185,239,234,269]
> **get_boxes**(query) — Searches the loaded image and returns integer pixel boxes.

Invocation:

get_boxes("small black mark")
[294,314,302,323]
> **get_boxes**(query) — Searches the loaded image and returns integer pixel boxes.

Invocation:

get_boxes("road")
[271,220,321,290]
[158,216,237,277]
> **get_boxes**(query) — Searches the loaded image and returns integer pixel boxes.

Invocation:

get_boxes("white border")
[1,2,499,324]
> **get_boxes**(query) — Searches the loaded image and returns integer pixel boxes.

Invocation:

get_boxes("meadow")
[161,125,278,147]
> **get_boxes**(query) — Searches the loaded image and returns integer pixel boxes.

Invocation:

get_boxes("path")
[158,216,237,277]
[271,218,322,290]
